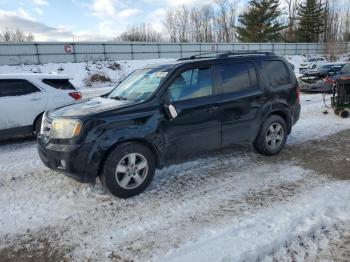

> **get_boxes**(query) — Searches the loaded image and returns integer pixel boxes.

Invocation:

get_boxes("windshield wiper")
[110,96,128,101]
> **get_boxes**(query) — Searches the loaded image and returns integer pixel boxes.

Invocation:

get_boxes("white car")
[0,73,81,139]
[299,57,328,72]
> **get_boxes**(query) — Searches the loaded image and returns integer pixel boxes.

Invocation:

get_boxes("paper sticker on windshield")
[153,72,168,78]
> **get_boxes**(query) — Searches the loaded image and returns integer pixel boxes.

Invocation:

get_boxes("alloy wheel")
[115,153,148,189]
[265,123,285,150]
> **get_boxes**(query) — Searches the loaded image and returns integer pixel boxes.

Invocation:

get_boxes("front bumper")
[37,138,98,183]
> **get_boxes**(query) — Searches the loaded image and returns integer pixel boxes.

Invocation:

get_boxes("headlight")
[50,119,82,139]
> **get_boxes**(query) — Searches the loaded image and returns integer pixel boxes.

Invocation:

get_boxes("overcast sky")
[0,0,347,42]
[0,0,244,41]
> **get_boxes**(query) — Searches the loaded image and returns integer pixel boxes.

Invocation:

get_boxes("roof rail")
[177,52,218,61]
[177,50,275,61]
[217,51,275,58]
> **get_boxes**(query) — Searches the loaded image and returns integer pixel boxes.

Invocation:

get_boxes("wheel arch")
[33,111,45,134]
[97,138,161,178]
[268,110,292,134]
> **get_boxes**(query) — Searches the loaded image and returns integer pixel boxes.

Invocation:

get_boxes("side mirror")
[165,104,178,119]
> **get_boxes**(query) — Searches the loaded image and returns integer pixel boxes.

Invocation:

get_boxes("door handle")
[206,105,218,113]
[30,97,41,101]
[256,97,265,103]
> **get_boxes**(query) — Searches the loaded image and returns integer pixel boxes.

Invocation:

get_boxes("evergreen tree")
[236,0,286,42]
[296,0,326,42]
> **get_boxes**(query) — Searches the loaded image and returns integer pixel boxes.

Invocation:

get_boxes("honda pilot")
[38,52,301,198]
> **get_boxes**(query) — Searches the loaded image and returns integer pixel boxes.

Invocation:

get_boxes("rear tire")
[253,115,288,156]
[334,108,342,115]
[101,142,156,198]
[340,110,349,118]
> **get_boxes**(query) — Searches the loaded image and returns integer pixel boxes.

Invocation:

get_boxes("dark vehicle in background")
[300,63,346,93]
[323,63,350,93]
[38,51,301,198]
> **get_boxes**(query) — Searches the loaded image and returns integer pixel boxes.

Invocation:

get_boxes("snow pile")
[0,59,173,88]
[285,55,306,70]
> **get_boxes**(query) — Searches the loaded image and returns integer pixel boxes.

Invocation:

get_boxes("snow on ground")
[0,91,349,261]
[164,179,350,262]
[289,94,350,144]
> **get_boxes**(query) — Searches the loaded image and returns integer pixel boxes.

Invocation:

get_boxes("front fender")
[85,112,166,173]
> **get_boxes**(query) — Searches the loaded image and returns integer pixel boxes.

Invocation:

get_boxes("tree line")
[120,0,350,43]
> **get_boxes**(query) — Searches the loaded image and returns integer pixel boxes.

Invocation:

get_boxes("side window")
[43,79,75,90]
[0,79,40,97]
[218,62,258,94]
[262,60,290,88]
[168,67,213,102]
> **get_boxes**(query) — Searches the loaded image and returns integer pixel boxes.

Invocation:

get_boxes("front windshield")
[340,63,350,74]
[108,68,168,102]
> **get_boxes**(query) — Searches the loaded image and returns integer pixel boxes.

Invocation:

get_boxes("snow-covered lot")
[0,56,349,261]
[0,92,349,261]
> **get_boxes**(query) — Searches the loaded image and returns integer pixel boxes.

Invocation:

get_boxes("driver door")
[160,66,221,162]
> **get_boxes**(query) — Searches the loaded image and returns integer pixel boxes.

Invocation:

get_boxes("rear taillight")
[69,92,82,100]
[296,86,301,104]
[324,77,335,84]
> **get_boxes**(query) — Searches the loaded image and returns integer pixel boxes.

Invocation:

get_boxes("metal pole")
[102,43,107,61]
[73,43,77,63]
[35,43,41,64]
[131,43,134,60]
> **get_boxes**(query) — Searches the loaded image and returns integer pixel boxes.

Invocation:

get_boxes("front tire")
[101,142,156,198]
[254,115,288,156]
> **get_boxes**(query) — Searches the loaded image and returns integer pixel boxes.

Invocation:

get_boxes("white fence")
[0,42,349,65]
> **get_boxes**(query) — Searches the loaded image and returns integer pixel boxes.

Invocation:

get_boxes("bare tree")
[215,0,237,42]
[176,5,190,42]
[283,0,299,41]
[190,7,204,42]
[201,5,214,42]
[0,28,34,42]
[164,10,177,42]
[116,24,162,42]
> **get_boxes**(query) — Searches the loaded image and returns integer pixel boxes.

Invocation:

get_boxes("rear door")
[215,61,265,146]
[161,66,221,160]
[0,79,47,131]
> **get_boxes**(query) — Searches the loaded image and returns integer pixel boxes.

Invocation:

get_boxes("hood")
[49,96,134,118]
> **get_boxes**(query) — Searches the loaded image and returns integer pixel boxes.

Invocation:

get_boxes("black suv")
[38,52,301,198]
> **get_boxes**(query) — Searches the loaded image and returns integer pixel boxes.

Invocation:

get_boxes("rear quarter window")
[217,62,258,94]
[0,79,40,97]
[43,79,76,90]
[262,60,291,88]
